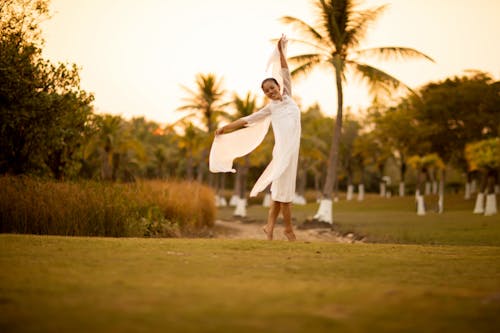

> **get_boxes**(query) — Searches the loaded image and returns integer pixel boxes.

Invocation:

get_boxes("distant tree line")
[1,0,498,213]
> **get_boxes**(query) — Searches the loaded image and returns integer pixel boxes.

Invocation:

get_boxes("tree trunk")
[357,184,365,201]
[346,168,353,201]
[438,169,445,213]
[234,157,249,218]
[379,182,386,197]
[484,169,498,216]
[464,171,472,200]
[346,184,354,201]
[197,148,209,183]
[473,172,488,214]
[416,168,426,215]
[399,182,405,197]
[100,149,112,181]
[315,57,343,224]
[358,167,365,201]
[186,153,194,180]
[400,156,406,197]
[294,167,307,205]
[230,167,240,207]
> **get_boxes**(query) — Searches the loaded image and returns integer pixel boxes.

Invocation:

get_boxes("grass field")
[1,234,500,333]
[1,194,499,332]
[218,194,500,246]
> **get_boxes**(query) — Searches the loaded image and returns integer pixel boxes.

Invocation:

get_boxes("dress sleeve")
[241,104,271,126]
[281,68,292,97]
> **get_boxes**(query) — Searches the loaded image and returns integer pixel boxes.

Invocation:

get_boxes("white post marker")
[425,182,431,195]
[229,194,239,207]
[234,198,247,217]
[416,194,426,216]
[380,182,386,197]
[346,185,354,201]
[473,193,485,214]
[357,184,365,201]
[314,199,333,224]
[432,181,438,195]
[293,193,306,205]
[262,193,271,207]
[484,194,497,216]
[399,182,405,197]
[471,179,477,193]
[464,182,471,200]
[215,195,226,207]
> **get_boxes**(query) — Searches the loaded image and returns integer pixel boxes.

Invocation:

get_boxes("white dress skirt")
[209,68,301,203]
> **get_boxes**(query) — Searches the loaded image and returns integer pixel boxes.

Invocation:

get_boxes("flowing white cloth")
[208,116,271,173]
[209,39,301,202]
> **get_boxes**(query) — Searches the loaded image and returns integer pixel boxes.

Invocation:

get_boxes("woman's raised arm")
[278,35,288,70]
[278,35,292,96]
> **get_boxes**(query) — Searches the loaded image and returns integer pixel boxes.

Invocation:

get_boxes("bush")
[0,176,215,237]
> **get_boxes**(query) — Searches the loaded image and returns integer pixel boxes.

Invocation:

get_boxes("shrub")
[0,176,215,237]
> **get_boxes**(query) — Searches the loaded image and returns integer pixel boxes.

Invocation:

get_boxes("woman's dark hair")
[261,78,279,89]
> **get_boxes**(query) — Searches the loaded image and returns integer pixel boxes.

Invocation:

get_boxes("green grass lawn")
[218,194,500,246]
[1,235,500,333]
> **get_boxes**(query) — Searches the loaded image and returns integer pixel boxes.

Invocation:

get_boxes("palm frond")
[344,5,388,49]
[288,53,326,66]
[179,84,197,97]
[176,104,201,111]
[280,15,327,45]
[350,61,416,96]
[290,57,325,79]
[355,47,435,62]
[315,0,351,48]
[271,37,333,55]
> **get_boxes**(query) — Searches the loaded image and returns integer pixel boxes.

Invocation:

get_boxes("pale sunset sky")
[41,0,500,125]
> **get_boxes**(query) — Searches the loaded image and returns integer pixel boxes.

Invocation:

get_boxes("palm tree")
[84,114,145,181]
[299,104,330,201]
[177,73,230,183]
[175,121,206,181]
[281,0,434,222]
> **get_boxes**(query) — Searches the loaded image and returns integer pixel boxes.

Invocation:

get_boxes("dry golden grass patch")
[0,176,215,237]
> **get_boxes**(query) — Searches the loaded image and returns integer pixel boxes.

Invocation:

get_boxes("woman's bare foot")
[284,229,296,242]
[262,225,273,240]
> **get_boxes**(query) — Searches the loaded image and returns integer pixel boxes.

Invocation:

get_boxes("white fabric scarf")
[209,37,288,179]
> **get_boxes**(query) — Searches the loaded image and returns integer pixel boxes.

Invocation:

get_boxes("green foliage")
[0,0,94,178]
[405,72,500,167]
[299,104,331,187]
[465,138,500,171]
[0,176,215,237]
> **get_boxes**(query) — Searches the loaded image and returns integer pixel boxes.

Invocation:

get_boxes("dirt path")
[213,219,364,243]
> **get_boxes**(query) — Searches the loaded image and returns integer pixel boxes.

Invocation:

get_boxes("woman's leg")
[281,202,296,241]
[263,200,281,240]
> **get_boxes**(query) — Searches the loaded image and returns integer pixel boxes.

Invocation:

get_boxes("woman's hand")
[215,127,225,136]
[277,34,287,54]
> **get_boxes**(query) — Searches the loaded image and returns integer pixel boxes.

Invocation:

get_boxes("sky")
[40,0,500,125]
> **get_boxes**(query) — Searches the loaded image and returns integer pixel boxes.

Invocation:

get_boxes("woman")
[211,35,301,241]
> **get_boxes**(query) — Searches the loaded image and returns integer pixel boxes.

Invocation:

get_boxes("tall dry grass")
[0,176,215,237]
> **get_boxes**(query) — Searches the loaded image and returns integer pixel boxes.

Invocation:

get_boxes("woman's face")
[262,80,281,100]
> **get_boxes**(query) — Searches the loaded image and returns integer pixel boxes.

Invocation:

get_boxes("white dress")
[209,68,301,203]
